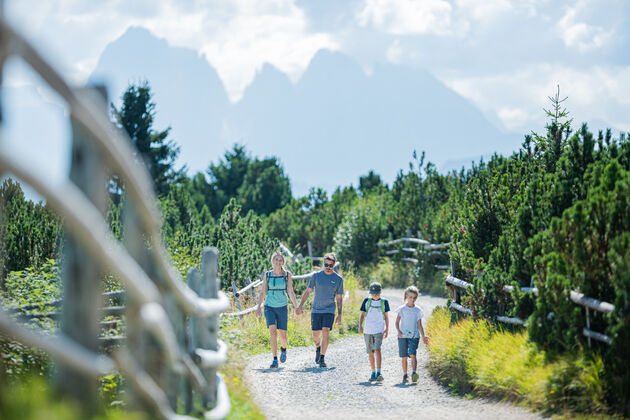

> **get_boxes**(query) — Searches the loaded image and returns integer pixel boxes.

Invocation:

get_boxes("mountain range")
[88,27,521,195]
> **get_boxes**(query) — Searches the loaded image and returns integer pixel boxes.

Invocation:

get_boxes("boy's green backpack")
[365,298,386,319]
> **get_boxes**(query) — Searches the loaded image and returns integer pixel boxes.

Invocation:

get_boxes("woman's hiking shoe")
[318,356,327,368]
[376,373,384,382]
[270,359,279,369]
[412,372,419,383]
[369,372,377,382]
[402,374,409,384]
[315,347,321,363]
[280,349,287,363]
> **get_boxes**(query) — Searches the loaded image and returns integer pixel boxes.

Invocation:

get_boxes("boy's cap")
[369,282,382,294]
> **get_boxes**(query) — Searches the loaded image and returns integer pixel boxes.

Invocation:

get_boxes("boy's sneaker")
[376,373,384,382]
[280,349,287,363]
[315,347,321,363]
[270,360,279,369]
[369,372,377,382]
[402,374,409,384]
[412,372,419,383]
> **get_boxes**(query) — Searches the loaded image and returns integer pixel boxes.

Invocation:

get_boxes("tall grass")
[426,307,610,415]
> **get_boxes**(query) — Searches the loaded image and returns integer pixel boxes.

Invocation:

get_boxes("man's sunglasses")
[324,263,334,268]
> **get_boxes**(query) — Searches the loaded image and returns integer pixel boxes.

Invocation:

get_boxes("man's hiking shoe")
[376,373,384,382]
[402,374,409,384]
[270,359,279,369]
[412,372,419,383]
[315,347,321,363]
[280,349,287,363]
[318,358,327,368]
[369,372,377,382]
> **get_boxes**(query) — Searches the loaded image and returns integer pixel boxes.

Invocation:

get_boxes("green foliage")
[205,144,291,217]
[0,178,62,282]
[333,194,388,267]
[427,306,609,415]
[0,375,147,420]
[265,186,357,257]
[211,199,277,289]
[238,156,291,216]
[111,81,185,197]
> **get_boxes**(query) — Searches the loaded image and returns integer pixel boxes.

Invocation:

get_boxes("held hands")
[295,306,304,315]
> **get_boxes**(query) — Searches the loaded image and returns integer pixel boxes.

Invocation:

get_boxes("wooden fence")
[0,15,230,419]
[379,230,450,269]
[445,262,615,346]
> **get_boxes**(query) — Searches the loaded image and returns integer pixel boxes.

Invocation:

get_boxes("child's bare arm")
[395,314,402,338]
[383,312,389,338]
[359,311,366,333]
[418,318,430,344]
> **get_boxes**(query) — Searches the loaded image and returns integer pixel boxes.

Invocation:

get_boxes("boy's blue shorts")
[264,305,288,330]
[398,337,420,357]
[311,312,334,330]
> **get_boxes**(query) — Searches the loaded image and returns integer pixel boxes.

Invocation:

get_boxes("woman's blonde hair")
[270,251,286,273]
[404,285,419,299]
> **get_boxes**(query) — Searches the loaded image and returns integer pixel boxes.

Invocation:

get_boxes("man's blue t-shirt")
[308,270,344,314]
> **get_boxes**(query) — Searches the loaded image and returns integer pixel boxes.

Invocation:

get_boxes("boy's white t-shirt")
[396,304,424,338]
[360,298,390,334]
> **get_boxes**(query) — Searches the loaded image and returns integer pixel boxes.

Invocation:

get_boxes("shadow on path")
[292,366,337,373]
[253,367,286,373]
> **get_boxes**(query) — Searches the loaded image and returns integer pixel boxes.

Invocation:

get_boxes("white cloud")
[5,0,337,102]
[557,4,613,52]
[442,64,630,133]
[455,0,512,22]
[356,0,455,35]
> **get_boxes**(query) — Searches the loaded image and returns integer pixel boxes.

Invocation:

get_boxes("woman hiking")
[256,251,300,368]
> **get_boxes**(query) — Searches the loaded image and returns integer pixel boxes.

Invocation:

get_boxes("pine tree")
[111,81,186,197]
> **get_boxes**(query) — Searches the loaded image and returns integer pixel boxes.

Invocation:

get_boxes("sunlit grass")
[426,307,609,415]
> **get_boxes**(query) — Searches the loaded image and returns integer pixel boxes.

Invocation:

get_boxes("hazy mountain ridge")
[89,27,522,194]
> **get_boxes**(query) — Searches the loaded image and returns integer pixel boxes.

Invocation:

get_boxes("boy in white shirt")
[395,285,430,383]
[359,282,390,382]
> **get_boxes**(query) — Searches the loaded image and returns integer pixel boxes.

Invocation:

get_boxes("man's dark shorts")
[311,312,334,330]
[264,305,288,330]
[398,337,420,358]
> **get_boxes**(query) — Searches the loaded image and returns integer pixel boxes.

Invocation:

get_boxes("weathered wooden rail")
[379,231,450,269]
[0,13,231,419]
[445,261,615,346]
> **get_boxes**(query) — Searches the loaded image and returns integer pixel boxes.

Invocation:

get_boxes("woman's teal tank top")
[265,271,288,308]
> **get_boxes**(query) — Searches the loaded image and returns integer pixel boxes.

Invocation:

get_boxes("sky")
[5,0,629,134]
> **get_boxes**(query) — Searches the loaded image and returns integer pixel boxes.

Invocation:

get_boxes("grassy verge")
[426,307,612,417]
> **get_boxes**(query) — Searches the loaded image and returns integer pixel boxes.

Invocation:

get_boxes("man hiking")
[297,252,344,368]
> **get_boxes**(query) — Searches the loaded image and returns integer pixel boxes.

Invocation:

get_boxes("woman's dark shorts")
[264,305,288,330]
[398,337,420,358]
[311,312,334,330]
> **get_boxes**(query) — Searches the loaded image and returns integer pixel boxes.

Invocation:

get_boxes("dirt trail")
[244,289,542,420]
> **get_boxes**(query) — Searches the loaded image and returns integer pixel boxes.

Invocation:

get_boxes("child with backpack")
[395,285,430,383]
[256,251,300,368]
[358,282,390,382]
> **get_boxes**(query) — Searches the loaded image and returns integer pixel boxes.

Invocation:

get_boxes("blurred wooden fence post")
[57,86,108,415]
[231,281,242,311]
[200,247,220,407]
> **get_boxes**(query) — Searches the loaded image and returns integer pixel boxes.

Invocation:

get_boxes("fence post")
[232,281,242,311]
[57,86,108,415]
[307,241,313,261]
[247,277,256,300]
[450,258,459,304]
[200,247,220,408]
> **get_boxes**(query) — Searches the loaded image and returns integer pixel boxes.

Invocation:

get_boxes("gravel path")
[245,289,542,420]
